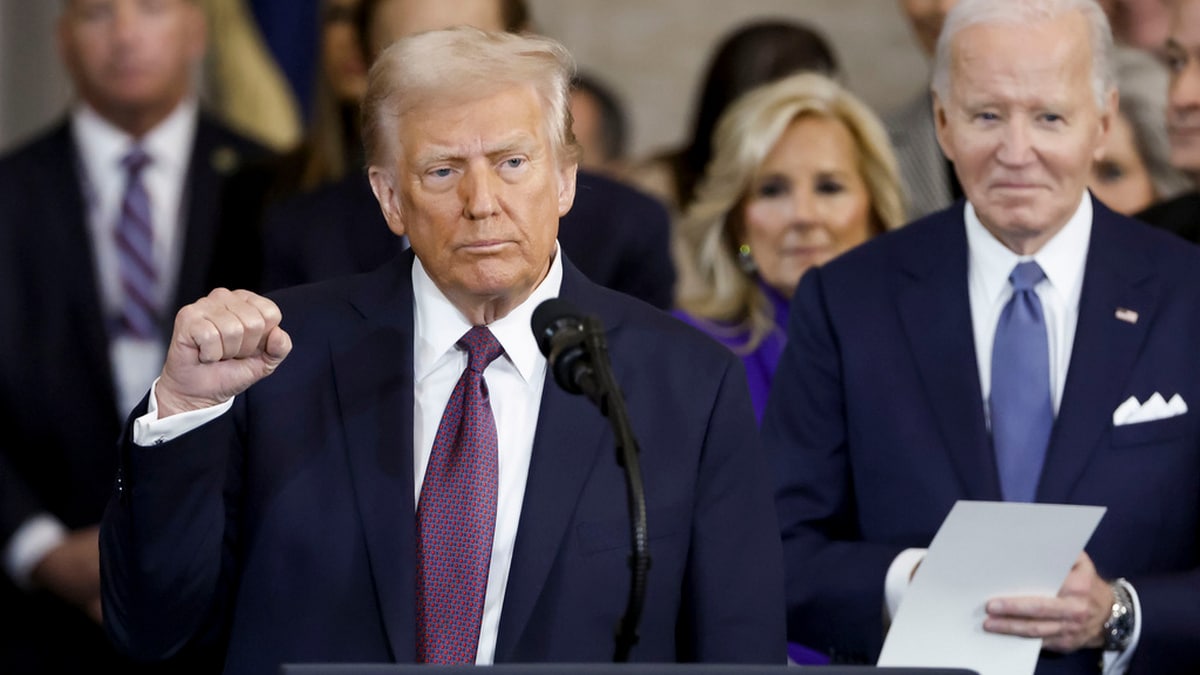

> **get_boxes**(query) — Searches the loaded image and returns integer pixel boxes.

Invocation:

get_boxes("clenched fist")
[155,288,292,418]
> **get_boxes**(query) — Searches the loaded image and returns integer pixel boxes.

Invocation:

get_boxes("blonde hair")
[362,25,580,171]
[675,72,906,353]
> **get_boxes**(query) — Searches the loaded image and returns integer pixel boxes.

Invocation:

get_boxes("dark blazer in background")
[0,115,268,674]
[764,198,1200,674]
[257,169,677,309]
[100,251,785,674]
[1135,190,1200,245]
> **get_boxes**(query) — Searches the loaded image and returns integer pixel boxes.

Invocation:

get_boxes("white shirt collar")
[413,243,565,384]
[965,191,1092,305]
[72,97,199,181]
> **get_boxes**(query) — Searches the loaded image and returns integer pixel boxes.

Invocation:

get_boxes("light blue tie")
[990,261,1053,502]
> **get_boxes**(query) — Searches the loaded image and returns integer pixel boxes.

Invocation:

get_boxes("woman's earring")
[737,243,757,274]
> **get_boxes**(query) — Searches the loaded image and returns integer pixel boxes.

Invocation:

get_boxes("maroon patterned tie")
[416,326,504,663]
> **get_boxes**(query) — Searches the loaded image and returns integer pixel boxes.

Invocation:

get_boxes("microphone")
[530,297,650,663]
[531,297,601,400]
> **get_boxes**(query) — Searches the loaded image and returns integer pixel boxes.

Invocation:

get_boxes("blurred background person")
[1089,46,1192,215]
[570,71,631,178]
[885,0,960,221]
[260,0,677,309]
[673,72,906,426]
[209,0,371,291]
[1097,0,1171,58]
[623,19,841,221]
[0,0,267,672]
[1089,45,1190,212]
[1137,0,1200,242]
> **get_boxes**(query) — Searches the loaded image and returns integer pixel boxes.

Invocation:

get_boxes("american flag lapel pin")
[1115,307,1139,324]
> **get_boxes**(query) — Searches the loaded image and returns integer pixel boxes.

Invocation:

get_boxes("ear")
[368,167,406,237]
[556,161,578,217]
[1093,87,1118,162]
[932,90,955,163]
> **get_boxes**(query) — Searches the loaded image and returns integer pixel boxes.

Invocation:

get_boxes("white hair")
[931,0,1115,110]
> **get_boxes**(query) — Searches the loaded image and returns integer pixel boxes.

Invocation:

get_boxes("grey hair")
[362,25,580,171]
[932,0,1116,110]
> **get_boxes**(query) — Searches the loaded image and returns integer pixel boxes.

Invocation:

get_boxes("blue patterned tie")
[990,261,1053,502]
[416,326,504,663]
[114,147,158,339]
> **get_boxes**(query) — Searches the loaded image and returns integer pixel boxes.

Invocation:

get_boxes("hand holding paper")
[877,501,1106,675]
[983,551,1110,652]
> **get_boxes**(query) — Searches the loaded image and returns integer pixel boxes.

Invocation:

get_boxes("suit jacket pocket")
[576,504,689,554]
[1111,413,1189,447]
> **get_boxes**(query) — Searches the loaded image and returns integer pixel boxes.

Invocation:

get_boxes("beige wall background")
[0,1,931,159]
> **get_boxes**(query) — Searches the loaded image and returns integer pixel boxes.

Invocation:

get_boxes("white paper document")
[877,500,1106,675]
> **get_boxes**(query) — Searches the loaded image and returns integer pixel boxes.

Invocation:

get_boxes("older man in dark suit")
[766,0,1200,673]
[99,27,784,675]
[249,0,675,309]
[0,1,267,672]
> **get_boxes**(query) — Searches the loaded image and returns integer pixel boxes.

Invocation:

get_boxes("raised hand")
[155,288,292,418]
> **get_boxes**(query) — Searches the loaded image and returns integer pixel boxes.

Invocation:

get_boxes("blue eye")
[1042,113,1063,123]
[977,112,999,122]
[432,168,452,178]
[505,157,525,169]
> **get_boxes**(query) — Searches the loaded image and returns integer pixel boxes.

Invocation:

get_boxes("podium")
[280,665,979,675]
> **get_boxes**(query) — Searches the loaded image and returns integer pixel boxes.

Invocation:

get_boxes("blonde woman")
[674,72,907,424]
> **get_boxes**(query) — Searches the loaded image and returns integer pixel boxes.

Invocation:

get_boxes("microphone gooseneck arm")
[577,316,650,663]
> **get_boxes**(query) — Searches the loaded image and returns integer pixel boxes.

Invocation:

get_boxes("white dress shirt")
[74,98,199,419]
[2,100,199,588]
[883,194,1140,672]
[130,245,564,664]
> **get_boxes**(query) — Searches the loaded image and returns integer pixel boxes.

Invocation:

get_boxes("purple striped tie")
[416,326,504,664]
[114,147,158,339]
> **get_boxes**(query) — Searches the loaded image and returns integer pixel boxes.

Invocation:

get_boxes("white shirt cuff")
[131,378,235,446]
[885,547,928,620]
[1101,578,1142,674]
[3,514,67,589]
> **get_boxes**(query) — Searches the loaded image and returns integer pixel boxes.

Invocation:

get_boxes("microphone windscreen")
[531,297,582,356]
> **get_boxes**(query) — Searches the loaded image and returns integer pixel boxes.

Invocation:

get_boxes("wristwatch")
[1102,579,1135,652]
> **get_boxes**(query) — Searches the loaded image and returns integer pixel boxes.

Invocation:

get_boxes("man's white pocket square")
[1112,393,1188,426]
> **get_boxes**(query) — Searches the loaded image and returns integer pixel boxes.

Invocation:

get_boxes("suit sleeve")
[100,396,242,663]
[681,352,787,664]
[761,267,905,662]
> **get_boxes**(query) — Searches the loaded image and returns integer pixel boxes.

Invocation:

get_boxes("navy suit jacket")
[763,198,1200,674]
[0,116,266,673]
[100,252,785,674]
[258,169,677,309]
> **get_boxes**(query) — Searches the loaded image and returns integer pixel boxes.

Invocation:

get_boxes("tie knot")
[122,147,151,175]
[1009,260,1045,292]
[459,326,503,374]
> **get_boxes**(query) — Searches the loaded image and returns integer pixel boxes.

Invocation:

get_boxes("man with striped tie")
[0,1,267,672]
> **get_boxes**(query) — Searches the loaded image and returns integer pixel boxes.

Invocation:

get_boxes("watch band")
[1102,578,1134,652]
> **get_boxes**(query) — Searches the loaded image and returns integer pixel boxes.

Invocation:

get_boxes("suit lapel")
[173,115,245,314]
[332,253,418,660]
[494,262,615,660]
[50,122,121,416]
[1038,203,1156,503]
[896,211,1000,500]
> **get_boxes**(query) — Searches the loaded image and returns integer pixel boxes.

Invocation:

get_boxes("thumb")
[262,326,293,371]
